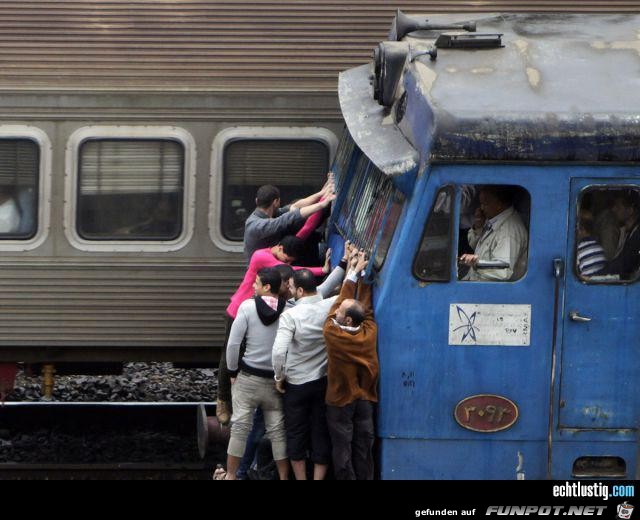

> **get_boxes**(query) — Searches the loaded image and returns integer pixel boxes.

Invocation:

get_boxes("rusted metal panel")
[0,1,637,91]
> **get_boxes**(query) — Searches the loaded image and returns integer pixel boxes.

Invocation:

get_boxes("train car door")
[554,176,640,478]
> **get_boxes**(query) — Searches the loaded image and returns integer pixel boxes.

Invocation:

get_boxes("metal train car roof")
[0,3,635,93]
[339,13,640,174]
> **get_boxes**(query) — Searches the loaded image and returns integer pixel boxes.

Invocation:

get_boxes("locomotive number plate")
[454,394,519,433]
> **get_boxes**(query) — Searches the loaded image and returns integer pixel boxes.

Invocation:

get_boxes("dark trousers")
[283,377,331,464]
[217,314,234,403]
[237,408,266,479]
[326,399,375,480]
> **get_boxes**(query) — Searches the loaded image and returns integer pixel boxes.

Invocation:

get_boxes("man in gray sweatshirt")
[223,267,289,480]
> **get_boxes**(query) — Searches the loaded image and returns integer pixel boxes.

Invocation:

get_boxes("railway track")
[0,402,222,479]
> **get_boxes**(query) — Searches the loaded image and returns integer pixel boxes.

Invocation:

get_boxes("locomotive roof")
[339,13,640,172]
[411,13,640,118]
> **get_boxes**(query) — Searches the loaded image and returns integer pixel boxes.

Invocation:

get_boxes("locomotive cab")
[329,12,640,479]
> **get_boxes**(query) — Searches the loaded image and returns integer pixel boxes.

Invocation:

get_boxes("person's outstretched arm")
[298,193,335,221]
[353,253,373,320]
[290,172,334,210]
[317,249,347,298]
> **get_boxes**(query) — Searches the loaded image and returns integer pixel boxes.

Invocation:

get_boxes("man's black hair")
[480,185,513,206]
[279,235,304,259]
[274,264,294,283]
[345,301,366,327]
[579,216,596,236]
[256,185,280,209]
[292,268,317,293]
[257,267,282,296]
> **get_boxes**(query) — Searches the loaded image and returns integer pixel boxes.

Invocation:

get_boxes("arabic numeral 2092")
[464,405,512,424]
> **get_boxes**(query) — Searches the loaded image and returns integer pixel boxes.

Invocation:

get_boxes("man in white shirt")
[460,186,528,282]
[271,248,351,480]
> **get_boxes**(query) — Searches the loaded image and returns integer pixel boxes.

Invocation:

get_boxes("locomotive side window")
[413,185,454,282]
[457,185,530,283]
[221,139,328,241]
[77,139,184,241]
[575,186,640,283]
[0,139,38,240]
[374,190,406,269]
[333,154,404,268]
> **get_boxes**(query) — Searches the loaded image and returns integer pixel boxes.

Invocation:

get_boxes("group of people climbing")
[213,173,380,480]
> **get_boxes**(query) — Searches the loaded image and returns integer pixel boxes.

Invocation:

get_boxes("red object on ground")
[0,364,18,403]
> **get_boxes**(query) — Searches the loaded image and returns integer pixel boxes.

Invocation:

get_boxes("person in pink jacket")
[217,235,330,425]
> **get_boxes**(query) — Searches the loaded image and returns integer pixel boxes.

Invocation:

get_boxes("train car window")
[457,185,530,283]
[334,155,401,265]
[221,139,328,241]
[77,139,184,241]
[413,185,454,282]
[575,186,640,284]
[0,139,38,240]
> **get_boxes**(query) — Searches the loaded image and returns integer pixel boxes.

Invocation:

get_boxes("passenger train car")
[329,11,640,479]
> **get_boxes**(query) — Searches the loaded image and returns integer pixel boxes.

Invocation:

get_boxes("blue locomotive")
[328,12,640,479]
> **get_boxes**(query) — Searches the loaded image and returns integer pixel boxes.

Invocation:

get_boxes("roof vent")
[435,33,503,49]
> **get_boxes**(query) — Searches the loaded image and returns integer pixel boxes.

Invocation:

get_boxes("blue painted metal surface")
[377,164,565,444]
[380,439,547,480]
[331,12,640,480]
[559,176,640,431]
[376,164,568,479]
[375,165,640,479]
[329,149,640,478]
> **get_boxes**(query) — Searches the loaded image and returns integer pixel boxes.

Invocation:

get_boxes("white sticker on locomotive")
[448,304,531,346]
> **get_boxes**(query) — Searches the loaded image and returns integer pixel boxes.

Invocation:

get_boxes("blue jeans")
[236,407,266,479]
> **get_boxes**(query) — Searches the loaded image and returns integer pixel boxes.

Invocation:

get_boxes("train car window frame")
[574,184,640,285]
[209,126,338,253]
[64,126,196,253]
[0,126,52,252]
[76,139,185,242]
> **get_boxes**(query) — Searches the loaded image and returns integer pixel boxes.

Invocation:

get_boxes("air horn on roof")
[393,9,476,41]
